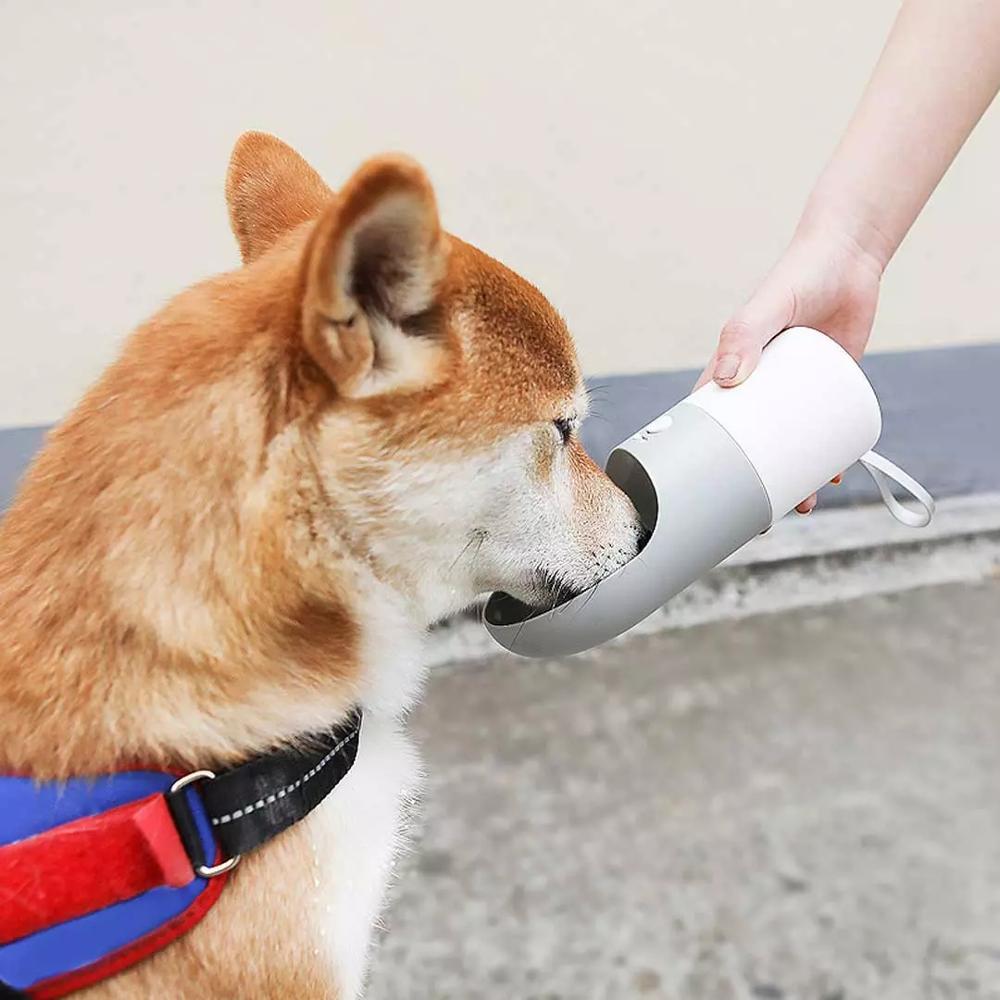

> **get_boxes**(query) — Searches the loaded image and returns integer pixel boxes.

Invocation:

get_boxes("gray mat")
[2,343,998,514]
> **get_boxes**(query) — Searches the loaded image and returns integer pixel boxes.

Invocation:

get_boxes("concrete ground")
[368,578,1000,1000]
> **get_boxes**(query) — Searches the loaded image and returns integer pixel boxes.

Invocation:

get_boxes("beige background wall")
[2,0,999,428]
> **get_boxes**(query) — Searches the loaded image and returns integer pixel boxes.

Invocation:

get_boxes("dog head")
[226,133,644,621]
[0,133,651,769]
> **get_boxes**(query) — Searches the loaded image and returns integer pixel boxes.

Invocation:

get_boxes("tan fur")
[0,133,639,997]
[226,132,333,264]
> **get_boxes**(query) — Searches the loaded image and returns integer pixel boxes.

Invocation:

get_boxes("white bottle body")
[685,327,882,519]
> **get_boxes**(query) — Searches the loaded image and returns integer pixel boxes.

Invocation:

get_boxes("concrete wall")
[2,0,999,428]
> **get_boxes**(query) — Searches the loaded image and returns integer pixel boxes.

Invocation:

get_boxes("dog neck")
[0,394,430,781]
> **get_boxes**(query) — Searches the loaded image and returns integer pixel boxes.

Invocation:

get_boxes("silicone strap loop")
[858,450,935,528]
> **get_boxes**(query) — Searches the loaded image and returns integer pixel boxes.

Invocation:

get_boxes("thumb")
[711,284,795,388]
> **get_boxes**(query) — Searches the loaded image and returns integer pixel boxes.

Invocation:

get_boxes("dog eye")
[553,418,572,445]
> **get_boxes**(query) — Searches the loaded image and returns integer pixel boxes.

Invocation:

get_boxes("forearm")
[800,0,1000,271]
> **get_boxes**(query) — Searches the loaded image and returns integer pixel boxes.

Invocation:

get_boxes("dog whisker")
[448,529,487,574]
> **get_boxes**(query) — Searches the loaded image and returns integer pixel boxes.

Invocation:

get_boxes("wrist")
[796,189,895,277]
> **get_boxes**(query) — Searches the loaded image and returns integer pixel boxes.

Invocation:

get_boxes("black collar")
[166,708,363,874]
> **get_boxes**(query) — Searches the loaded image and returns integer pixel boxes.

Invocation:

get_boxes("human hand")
[696,218,884,512]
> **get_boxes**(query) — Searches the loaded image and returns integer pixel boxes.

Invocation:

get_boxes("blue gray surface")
[0,425,47,513]
[580,343,1000,508]
[1,344,998,514]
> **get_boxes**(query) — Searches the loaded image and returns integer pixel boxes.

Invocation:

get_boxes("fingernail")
[714,354,740,382]
[831,474,842,485]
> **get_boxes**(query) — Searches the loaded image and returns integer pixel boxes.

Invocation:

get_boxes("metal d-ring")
[170,769,242,878]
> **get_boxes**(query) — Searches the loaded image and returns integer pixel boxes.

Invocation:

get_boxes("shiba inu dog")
[0,133,644,997]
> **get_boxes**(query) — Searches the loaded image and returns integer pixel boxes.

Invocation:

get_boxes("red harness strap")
[0,793,194,946]
[1,713,360,997]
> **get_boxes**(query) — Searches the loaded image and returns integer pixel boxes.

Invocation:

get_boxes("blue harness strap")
[0,772,221,997]
[0,710,361,997]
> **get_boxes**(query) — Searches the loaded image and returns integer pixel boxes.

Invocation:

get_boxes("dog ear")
[300,155,450,399]
[226,132,333,263]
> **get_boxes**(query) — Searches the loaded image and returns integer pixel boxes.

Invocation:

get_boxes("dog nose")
[635,521,652,553]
